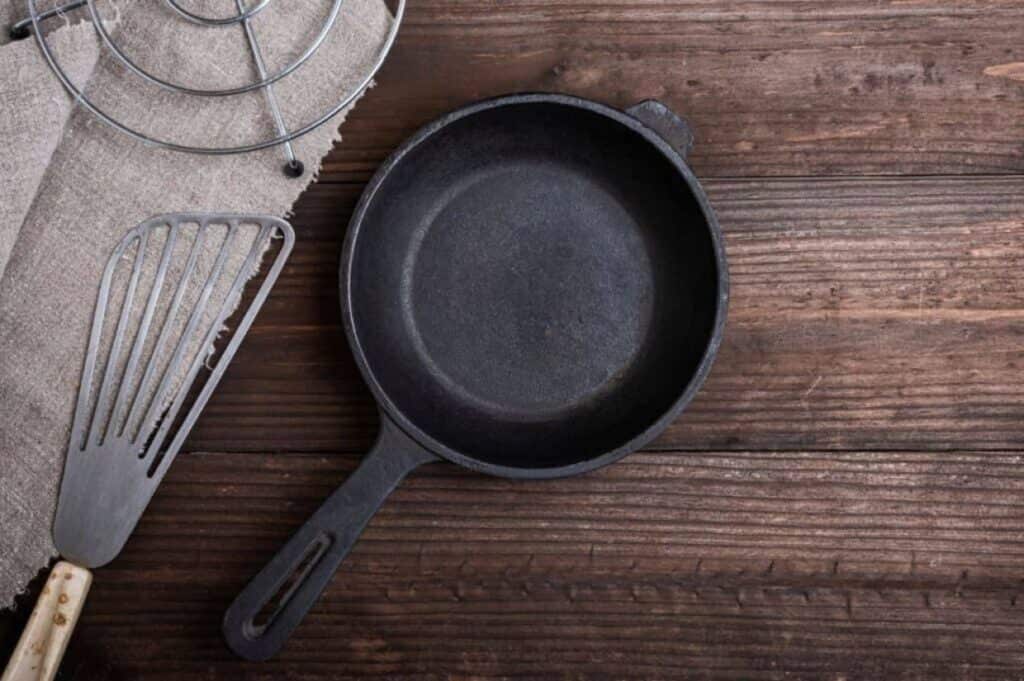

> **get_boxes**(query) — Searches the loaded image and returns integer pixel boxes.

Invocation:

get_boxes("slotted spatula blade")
[56,212,294,567]
[2,213,293,681]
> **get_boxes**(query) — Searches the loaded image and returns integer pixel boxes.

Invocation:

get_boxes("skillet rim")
[340,92,730,479]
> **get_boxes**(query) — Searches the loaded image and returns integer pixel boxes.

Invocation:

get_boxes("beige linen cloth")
[0,0,392,608]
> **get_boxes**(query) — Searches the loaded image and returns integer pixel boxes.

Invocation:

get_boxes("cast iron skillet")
[223,94,729,660]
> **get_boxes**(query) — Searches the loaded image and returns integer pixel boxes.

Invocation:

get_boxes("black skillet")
[223,94,729,660]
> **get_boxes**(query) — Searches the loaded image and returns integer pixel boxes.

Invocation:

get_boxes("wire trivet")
[10,0,404,177]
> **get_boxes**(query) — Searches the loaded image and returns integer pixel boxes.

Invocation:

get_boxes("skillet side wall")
[343,96,726,475]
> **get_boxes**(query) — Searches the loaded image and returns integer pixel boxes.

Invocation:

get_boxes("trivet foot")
[8,23,31,40]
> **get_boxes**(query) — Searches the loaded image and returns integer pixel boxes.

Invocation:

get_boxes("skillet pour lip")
[341,93,730,480]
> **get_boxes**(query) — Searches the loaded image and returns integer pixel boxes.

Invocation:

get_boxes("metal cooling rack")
[10,0,404,177]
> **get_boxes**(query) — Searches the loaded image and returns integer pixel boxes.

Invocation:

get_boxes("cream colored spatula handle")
[1,562,92,681]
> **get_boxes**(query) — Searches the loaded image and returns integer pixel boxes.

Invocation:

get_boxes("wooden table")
[5,1,1024,678]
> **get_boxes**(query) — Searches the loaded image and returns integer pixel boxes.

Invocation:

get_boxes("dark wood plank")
[186,175,1024,454]
[321,0,1024,181]
[52,448,1024,679]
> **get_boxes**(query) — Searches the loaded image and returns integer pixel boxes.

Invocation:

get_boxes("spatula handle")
[1,562,92,681]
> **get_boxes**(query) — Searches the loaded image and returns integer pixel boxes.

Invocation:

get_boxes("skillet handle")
[222,418,437,661]
[626,100,695,161]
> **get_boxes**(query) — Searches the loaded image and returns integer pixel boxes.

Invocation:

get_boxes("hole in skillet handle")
[625,100,695,161]
[223,528,337,661]
[247,534,332,638]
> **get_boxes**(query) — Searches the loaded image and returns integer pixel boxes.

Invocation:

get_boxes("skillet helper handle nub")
[2,562,92,681]
[626,100,695,161]
[222,420,436,661]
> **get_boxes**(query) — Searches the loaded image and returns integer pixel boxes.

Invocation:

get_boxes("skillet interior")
[347,101,720,470]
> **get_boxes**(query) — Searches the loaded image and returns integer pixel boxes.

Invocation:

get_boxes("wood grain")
[322,0,1024,181]
[6,1,1024,678]
[187,175,1024,454]
[61,448,1024,679]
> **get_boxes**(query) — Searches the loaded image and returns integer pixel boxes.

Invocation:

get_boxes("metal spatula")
[2,213,294,681]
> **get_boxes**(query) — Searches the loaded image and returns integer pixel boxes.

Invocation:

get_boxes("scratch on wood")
[802,375,823,401]
[786,122,887,143]
[955,569,969,597]
[984,62,1024,82]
